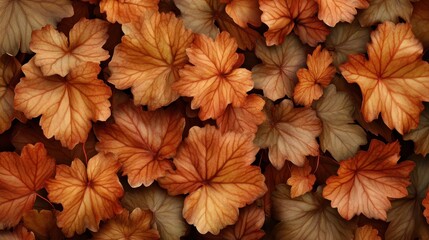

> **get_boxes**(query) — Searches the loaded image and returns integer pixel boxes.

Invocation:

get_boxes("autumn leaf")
[358,0,413,27]
[173,0,261,50]
[108,11,193,110]
[262,163,291,217]
[255,99,322,168]
[95,101,185,188]
[272,184,356,239]
[45,153,124,237]
[221,0,262,28]
[0,143,55,229]
[30,18,109,77]
[259,0,330,46]
[323,140,415,220]
[287,160,316,198]
[23,210,63,240]
[100,0,159,24]
[0,225,35,240]
[404,105,429,157]
[0,55,20,134]
[411,0,429,49]
[173,31,253,120]
[315,85,367,161]
[293,45,336,106]
[325,21,370,67]
[385,155,429,240]
[158,125,267,234]
[0,0,73,55]
[92,208,160,240]
[220,204,265,240]
[14,59,112,149]
[355,225,381,240]
[216,94,265,134]
[315,0,369,27]
[122,184,188,240]
[340,22,429,134]
[252,35,306,101]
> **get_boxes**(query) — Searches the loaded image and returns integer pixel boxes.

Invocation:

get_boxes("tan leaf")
[0,55,20,133]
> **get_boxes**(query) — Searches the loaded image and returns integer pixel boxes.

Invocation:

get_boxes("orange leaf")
[340,22,429,134]
[0,0,73,55]
[158,125,267,234]
[173,31,253,120]
[259,0,329,46]
[355,225,381,240]
[14,59,112,149]
[216,94,265,134]
[23,210,63,240]
[0,55,20,134]
[100,0,159,24]
[45,153,124,237]
[252,35,306,101]
[0,143,55,229]
[92,208,160,240]
[315,0,369,27]
[108,11,194,110]
[255,99,322,169]
[0,225,35,240]
[287,160,316,198]
[222,0,262,28]
[95,102,185,188]
[293,45,336,106]
[220,204,265,240]
[323,140,415,220]
[30,18,109,77]
[174,0,261,50]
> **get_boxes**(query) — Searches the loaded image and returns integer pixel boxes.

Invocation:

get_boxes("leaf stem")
[36,193,55,210]
[82,141,88,165]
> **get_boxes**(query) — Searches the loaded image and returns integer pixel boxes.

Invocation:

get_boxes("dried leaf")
[99,0,159,24]
[316,0,369,27]
[221,204,265,240]
[158,125,267,234]
[0,55,20,134]
[0,225,35,240]
[286,160,316,198]
[411,0,429,49]
[355,225,381,240]
[359,0,413,26]
[45,153,124,237]
[404,105,429,156]
[22,210,63,240]
[323,140,415,220]
[222,0,262,28]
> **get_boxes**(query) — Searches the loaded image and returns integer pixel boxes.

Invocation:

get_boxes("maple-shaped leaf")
[30,18,109,77]
[173,31,253,120]
[95,102,185,188]
[355,225,381,240]
[0,0,73,55]
[0,225,35,240]
[340,22,429,134]
[255,99,322,169]
[23,210,63,240]
[45,153,124,237]
[315,85,367,161]
[108,11,193,110]
[358,0,413,27]
[12,121,97,165]
[216,94,265,134]
[220,204,265,240]
[259,0,330,46]
[315,0,369,27]
[0,143,55,229]
[325,21,370,67]
[287,160,316,198]
[323,140,415,220]
[100,0,159,24]
[221,0,262,28]
[272,184,356,239]
[0,55,20,134]
[293,45,336,106]
[14,59,111,149]
[385,155,429,240]
[404,104,429,156]
[158,125,267,234]
[92,208,159,240]
[122,184,188,240]
[252,35,306,101]
[411,0,429,49]
[174,0,261,50]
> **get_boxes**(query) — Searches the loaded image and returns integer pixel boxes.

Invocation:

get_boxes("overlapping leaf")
[99,0,159,24]
[22,210,63,240]
[0,55,20,134]
[411,0,429,49]
[220,204,265,240]
[359,0,413,26]
[108,11,194,110]
[315,0,369,27]
[404,105,429,156]
[287,160,316,198]
[95,101,185,188]
[355,225,381,240]
[158,125,267,234]
[221,0,262,28]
